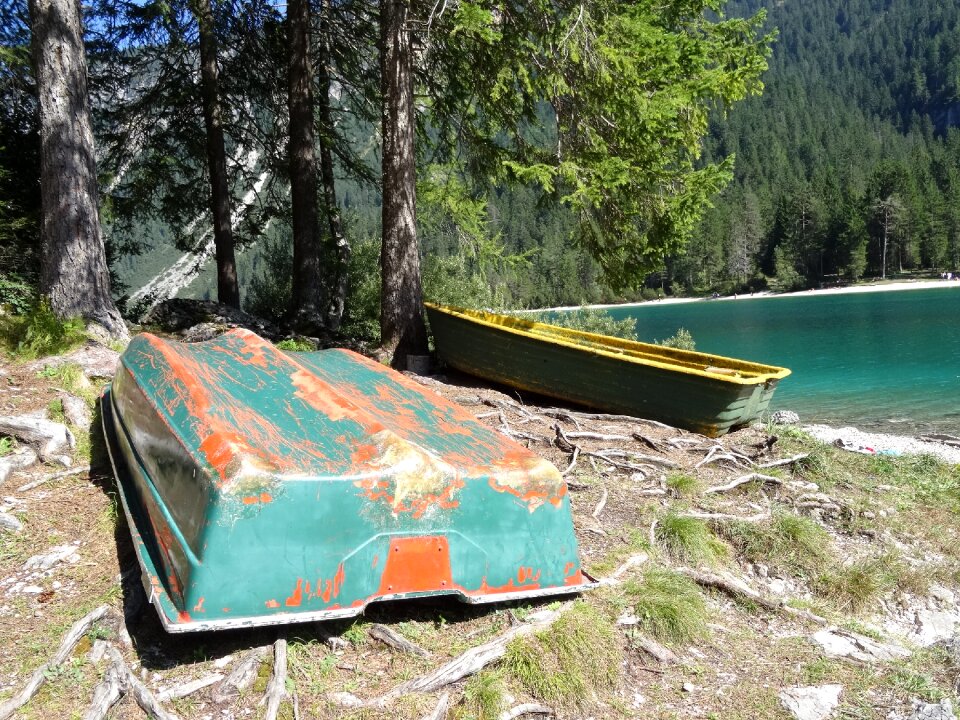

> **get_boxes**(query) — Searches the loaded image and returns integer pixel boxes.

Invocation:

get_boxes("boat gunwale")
[426,303,791,385]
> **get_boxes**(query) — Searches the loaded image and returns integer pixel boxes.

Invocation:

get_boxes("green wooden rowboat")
[102,329,588,633]
[425,304,791,437]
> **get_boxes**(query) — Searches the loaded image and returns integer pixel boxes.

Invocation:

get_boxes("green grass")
[276,338,317,352]
[0,436,13,457]
[622,567,708,644]
[815,554,901,612]
[665,472,701,497]
[458,670,506,720]
[37,362,94,401]
[718,512,831,577]
[503,601,620,711]
[47,398,64,423]
[655,513,729,566]
[0,300,87,359]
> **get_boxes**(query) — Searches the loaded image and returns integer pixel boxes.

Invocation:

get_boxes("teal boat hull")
[102,329,588,632]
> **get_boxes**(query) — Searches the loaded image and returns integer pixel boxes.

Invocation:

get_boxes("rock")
[0,446,40,486]
[887,699,956,720]
[771,410,801,425]
[779,685,842,720]
[682,682,696,693]
[23,544,79,572]
[811,628,910,663]
[930,585,956,606]
[911,610,958,646]
[142,299,282,340]
[0,512,22,533]
[0,416,73,461]
[60,394,92,429]
[30,340,120,379]
[180,322,228,343]
[936,634,960,667]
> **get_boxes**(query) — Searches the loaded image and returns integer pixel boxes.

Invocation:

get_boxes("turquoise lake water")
[599,286,960,434]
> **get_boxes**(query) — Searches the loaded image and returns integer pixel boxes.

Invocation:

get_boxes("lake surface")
[599,286,960,435]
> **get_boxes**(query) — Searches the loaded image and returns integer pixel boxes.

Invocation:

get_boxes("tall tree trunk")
[288,0,323,331]
[318,0,349,332]
[380,0,427,366]
[192,0,240,308]
[28,0,127,340]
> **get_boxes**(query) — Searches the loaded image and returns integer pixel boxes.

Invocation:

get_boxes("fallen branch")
[679,568,826,625]
[369,624,432,658]
[758,454,808,469]
[499,703,553,720]
[16,464,90,492]
[0,605,110,720]
[703,473,781,495]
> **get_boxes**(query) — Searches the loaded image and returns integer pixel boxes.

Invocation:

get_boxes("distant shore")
[527,277,960,313]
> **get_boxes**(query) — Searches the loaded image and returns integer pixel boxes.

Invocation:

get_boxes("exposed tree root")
[419,691,451,720]
[0,604,110,720]
[703,472,782,495]
[370,623,432,658]
[499,703,554,719]
[679,568,827,625]
[211,645,270,703]
[262,639,294,720]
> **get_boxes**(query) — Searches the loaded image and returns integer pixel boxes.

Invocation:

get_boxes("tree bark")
[288,0,323,331]
[380,0,428,366]
[28,0,127,339]
[191,0,240,308]
[318,0,349,332]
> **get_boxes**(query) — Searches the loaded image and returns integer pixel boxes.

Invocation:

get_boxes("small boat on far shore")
[425,304,791,437]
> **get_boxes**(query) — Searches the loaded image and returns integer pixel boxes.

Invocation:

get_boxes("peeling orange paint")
[193,597,205,613]
[285,578,305,607]
[564,569,585,586]
[265,599,280,609]
[177,611,192,623]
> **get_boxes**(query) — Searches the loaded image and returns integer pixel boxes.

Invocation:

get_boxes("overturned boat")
[426,303,791,437]
[102,329,588,633]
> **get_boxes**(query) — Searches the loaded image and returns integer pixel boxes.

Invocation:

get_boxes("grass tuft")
[0,436,13,457]
[719,512,831,577]
[276,337,317,352]
[0,299,87,359]
[815,554,901,612]
[655,513,728,566]
[503,601,620,711]
[665,472,701,497]
[623,568,708,644]
[459,670,506,720]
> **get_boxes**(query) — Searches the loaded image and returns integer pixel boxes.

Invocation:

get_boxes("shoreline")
[525,277,960,313]
[800,423,960,465]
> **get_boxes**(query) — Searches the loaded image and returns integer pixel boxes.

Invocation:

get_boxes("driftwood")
[104,644,182,720]
[499,703,553,719]
[16,464,90,492]
[565,431,631,442]
[679,568,827,625]
[211,646,270,703]
[0,604,110,720]
[369,623,432,658]
[703,473,782,495]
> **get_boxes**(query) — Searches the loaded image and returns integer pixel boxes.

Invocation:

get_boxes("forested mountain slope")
[677,0,960,294]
